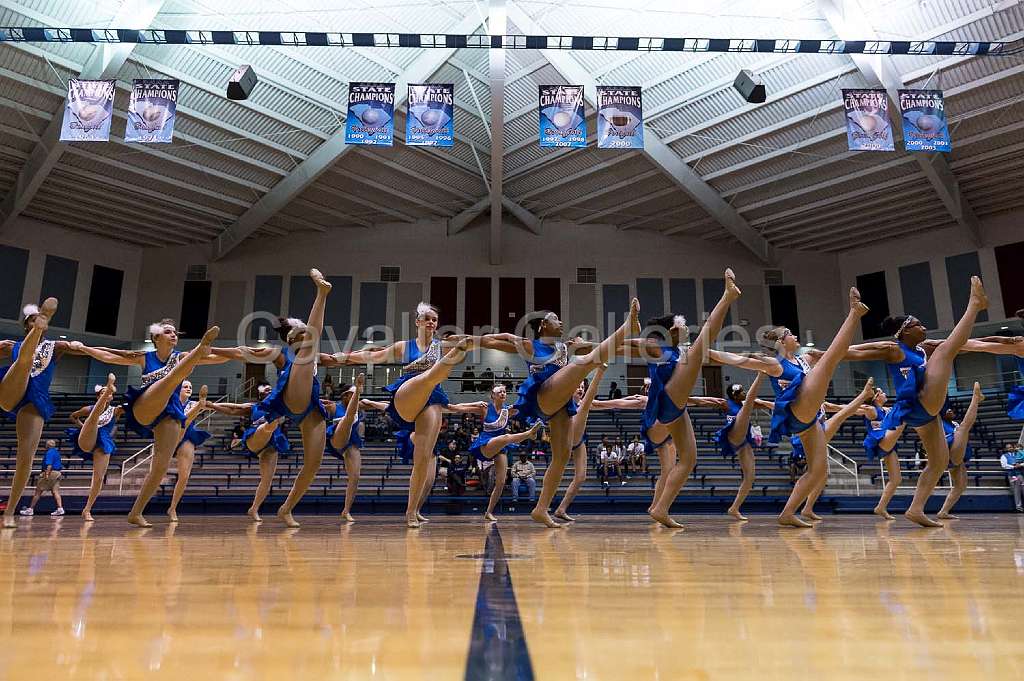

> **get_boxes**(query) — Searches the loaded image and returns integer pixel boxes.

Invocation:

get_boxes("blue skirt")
[643,370,686,432]
[242,424,291,456]
[862,429,897,462]
[395,430,413,462]
[469,429,511,461]
[886,364,938,429]
[946,430,973,465]
[259,361,327,423]
[716,421,756,458]
[326,422,364,459]
[384,373,450,431]
[513,365,577,424]
[1008,386,1024,421]
[65,426,117,461]
[0,366,55,422]
[641,422,671,456]
[177,424,211,453]
[768,371,818,443]
[124,384,186,439]
[572,432,587,452]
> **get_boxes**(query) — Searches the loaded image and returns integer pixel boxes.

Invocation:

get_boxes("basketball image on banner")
[345,82,395,146]
[597,86,644,149]
[841,89,894,152]
[539,85,586,148]
[406,83,454,147]
[60,79,116,142]
[898,89,951,152]
[125,79,179,144]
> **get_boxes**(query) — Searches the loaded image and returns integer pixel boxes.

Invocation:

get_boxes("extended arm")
[478,333,532,356]
[591,395,647,411]
[359,399,389,411]
[842,341,901,362]
[69,406,91,426]
[68,344,145,366]
[201,346,278,365]
[707,349,784,377]
[205,402,253,418]
[331,341,404,366]
[687,396,727,410]
[924,338,1024,357]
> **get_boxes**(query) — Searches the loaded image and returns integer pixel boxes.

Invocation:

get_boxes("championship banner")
[345,82,395,146]
[125,79,179,143]
[898,89,951,152]
[841,88,894,152]
[539,85,586,148]
[597,85,643,149]
[60,79,115,142]
[406,83,453,147]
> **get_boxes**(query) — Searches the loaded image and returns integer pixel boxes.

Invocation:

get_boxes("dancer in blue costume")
[463,383,544,522]
[166,380,211,523]
[1007,356,1024,421]
[614,269,740,528]
[205,383,290,523]
[479,295,641,528]
[76,317,263,527]
[551,364,609,522]
[936,382,984,520]
[841,276,1022,526]
[1,298,103,527]
[324,374,388,522]
[710,286,869,527]
[859,386,906,519]
[332,302,472,527]
[68,373,122,522]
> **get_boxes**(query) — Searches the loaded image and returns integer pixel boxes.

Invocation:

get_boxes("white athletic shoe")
[50,508,65,517]
[19,507,33,516]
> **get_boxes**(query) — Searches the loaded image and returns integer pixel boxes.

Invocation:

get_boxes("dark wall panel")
[40,255,77,328]
[0,245,29,320]
[898,262,938,330]
[394,282,424,340]
[702,277,732,325]
[636,278,664,324]
[289,275,352,340]
[533,277,561,318]
[358,282,388,339]
[945,251,987,323]
[499,277,526,334]
[769,285,800,336]
[179,281,212,339]
[994,241,1024,318]
[251,275,283,341]
[430,276,458,330]
[602,284,630,335]
[668,278,697,326]
[856,271,890,339]
[465,277,493,333]
[85,265,123,336]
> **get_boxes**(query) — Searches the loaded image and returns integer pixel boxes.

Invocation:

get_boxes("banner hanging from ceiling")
[596,85,644,149]
[345,82,395,146]
[898,89,950,152]
[60,79,116,142]
[841,88,894,152]
[406,83,454,147]
[539,85,586,148]
[125,79,179,143]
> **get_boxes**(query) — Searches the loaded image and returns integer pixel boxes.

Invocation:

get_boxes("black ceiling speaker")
[227,65,258,100]
[733,69,766,104]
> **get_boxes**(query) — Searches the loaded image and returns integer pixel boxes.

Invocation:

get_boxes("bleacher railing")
[879,457,1008,490]
[826,444,861,495]
[117,377,255,494]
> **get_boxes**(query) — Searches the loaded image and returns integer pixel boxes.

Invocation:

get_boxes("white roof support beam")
[0,0,168,233]
[818,0,982,247]
[505,2,772,264]
[489,0,507,264]
[213,10,486,261]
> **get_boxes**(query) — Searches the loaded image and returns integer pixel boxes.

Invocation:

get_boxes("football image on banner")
[406,83,454,147]
[898,89,951,152]
[539,85,586,148]
[125,79,179,144]
[60,79,116,142]
[841,89,894,152]
[345,82,395,146]
[597,86,643,149]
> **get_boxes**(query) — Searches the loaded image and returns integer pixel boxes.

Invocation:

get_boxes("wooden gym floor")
[0,514,1022,680]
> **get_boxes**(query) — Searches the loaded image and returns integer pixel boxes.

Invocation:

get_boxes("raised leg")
[246,417,286,454]
[276,413,326,528]
[649,413,697,529]
[341,447,361,521]
[77,374,116,453]
[167,443,195,523]
[282,269,331,414]
[0,302,54,411]
[405,405,442,527]
[728,446,755,521]
[393,342,468,424]
[790,289,868,424]
[778,425,827,527]
[480,421,542,459]
[904,418,949,527]
[822,379,875,442]
[127,418,182,527]
[82,452,111,521]
[131,326,220,426]
[531,411,572,527]
[938,383,983,519]
[919,278,987,415]
[554,443,588,521]
[248,449,279,522]
[484,454,508,521]
[874,453,902,520]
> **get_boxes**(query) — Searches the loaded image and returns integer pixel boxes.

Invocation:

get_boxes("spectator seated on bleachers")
[1001,443,1024,512]
[510,452,536,502]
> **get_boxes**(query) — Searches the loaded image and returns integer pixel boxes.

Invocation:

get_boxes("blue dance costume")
[124,350,187,438]
[514,339,577,423]
[259,345,327,423]
[66,404,119,461]
[385,338,450,461]
[1006,357,1024,421]
[469,403,513,461]
[862,404,898,462]
[177,400,212,453]
[768,354,820,443]
[242,403,291,456]
[716,398,758,457]
[942,418,973,465]
[639,344,691,454]
[879,342,937,431]
[0,339,57,422]
[326,402,363,458]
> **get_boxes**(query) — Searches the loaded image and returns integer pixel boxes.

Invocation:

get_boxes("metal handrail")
[825,444,860,495]
[878,456,1009,490]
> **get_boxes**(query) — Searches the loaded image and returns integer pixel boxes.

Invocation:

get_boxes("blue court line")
[464,526,535,681]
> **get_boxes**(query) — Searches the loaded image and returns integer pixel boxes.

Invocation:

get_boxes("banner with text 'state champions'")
[898,89,951,152]
[345,82,395,146]
[841,88,894,152]
[406,83,454,147]
[597,86,643,149]
[60,79,116,142]
[539,85,586,148]
[125,79,179,143]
